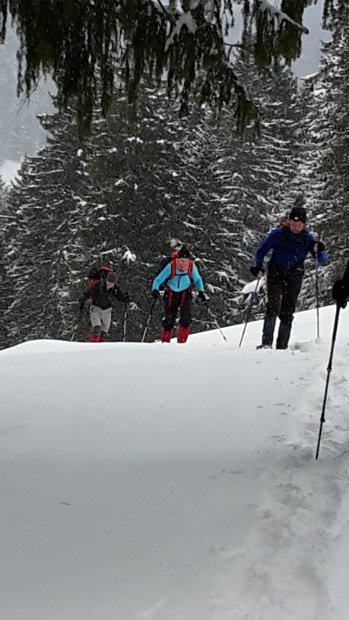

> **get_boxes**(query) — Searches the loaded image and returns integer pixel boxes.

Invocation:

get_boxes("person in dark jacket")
[251,206,328,349]
[332,261,349,308]
[80,272,129,342]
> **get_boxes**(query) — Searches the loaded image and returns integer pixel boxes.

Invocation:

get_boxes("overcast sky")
[0,26,55,166]
[292,0,332,77]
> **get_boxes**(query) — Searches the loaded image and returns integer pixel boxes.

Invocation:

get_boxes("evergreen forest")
[0,1,348,347]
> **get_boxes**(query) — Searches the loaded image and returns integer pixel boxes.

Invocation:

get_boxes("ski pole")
[206,306,227,343]
[315,252,320,340]
[315,304,341,460]
[141,298,156,343]
[239,278,260,348]
[71,307,84,341]
[122,302,128,342]
[70,326,78,341]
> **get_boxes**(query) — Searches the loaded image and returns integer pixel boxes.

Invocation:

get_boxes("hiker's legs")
[89,305,103,342]
[276,269,303,349]
[178,290,192,343]
[100,308,112,336]
[177,325,190,343]
[160,327,173,342]
[161,292,180,342]
[261,266,282,346]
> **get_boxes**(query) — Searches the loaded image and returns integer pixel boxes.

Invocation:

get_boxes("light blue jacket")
[152,261,204,293]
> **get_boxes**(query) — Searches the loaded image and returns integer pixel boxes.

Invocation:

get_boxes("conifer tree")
[1,60,305,347]
[0,178,9,347]
[294,21,349,312]
[0,0,312,135]
[192,59,303,328]
[1,108,92,346]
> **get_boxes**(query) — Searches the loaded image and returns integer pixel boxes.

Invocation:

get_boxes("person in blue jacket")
[251,206,328,349]
[151,246,208,343]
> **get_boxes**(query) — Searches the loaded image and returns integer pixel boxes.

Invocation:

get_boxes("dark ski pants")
[262,263,304,349]
[162,289,192,332]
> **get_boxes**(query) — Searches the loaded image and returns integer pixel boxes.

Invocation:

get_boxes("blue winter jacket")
[152,261,204,293]
[255,227,328,271]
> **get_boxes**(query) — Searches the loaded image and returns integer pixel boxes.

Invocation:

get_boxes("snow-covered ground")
[1,304,349,620]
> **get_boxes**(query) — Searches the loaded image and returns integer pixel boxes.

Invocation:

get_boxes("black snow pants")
[262,262,304,349]
[162,289,192,331]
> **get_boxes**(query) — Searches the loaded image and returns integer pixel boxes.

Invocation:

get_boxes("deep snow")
[1,304,349,620]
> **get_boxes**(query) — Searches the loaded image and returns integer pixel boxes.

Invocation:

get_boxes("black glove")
[122,292,130,303]
[250,266,265,278]
[152,289,160,299]
[332,280,348,309]
[198,291,209,303]
[314,241,325,252]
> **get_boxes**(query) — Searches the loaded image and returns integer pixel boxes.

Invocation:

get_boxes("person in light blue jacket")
[251,206,328,349]
[151,246,208,343]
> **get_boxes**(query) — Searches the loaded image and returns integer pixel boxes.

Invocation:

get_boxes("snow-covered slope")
[1,305,349,620]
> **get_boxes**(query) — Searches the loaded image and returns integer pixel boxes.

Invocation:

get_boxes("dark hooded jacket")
[81,281,125,310]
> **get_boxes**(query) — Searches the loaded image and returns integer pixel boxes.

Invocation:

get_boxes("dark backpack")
[88,265,113,289]
[155,250,179,277]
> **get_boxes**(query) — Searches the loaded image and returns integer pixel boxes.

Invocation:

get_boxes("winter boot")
[276,319,292,350]
[89,334,101,343]
[177,325,190,343]
[161,328,173,343]
[100,331,109,342]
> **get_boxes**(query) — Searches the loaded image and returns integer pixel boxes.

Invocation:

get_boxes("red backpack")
[169,257,194,281]
[88,265,113,288]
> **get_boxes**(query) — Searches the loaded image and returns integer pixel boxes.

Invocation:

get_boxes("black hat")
[106,272,117,284]
[289,206,307,223]
[178,246,190,258]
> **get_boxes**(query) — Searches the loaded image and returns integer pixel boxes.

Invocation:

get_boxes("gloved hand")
[152,289,160,299]
[332,280,348,309]
[250,266,265,278]
[198,291,209,303]
[314,241,325,253]
[122,292,130,303]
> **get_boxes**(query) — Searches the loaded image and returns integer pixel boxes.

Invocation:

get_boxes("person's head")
[105,272,116,289]
[289,206,306,234]
[170,239,182,252]
[177,246,190,259]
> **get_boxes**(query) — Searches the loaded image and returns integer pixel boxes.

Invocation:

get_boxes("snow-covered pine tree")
[0,176,5,208]
[0,0,313,136]
[191,57,304,329]
[0,65,313,347]
[75,86,218,342]
[1,107,93,346]
[295,21,349,311]
[0,177,9,348]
